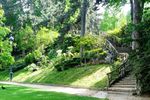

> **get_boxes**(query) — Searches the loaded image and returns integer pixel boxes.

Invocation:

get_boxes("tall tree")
[107,0,145,50]
[80,0,88,59]
[131,0,144,50]
[81,0,88,37]
[0,6,14,69]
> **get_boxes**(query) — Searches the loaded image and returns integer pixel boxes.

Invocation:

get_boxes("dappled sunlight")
[13,69,43,82]
[1,64,112,89]
[70,67,110,88]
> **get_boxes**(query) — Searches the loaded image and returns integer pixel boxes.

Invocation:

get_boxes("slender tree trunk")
[80,0,88,64]
[81,0,88,37]
[130,0,133,21]
[131,0,144,50]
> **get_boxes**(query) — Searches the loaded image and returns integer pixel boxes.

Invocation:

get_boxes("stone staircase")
[108,75,136,95]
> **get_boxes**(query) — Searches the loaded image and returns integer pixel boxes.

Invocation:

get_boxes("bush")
[84,48,107,64]
[37,55,50,68]
[55,57,81,71]
[129,52,150,93]
[48,49,57,59]
[25,63,39,72]
[129,12,150,93]
[25,50,42,64]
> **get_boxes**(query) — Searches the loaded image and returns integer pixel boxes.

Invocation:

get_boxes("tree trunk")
[80,0,88,64]
[131,0,144,50]
[81,0,88,37]
[130,0,133,21]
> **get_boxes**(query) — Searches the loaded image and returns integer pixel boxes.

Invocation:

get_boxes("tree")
[15,26,35,55]
[36,27,58,52]
[81,0,88,37]
[0,6,14,69]
[80,0,88,61]
[131,0,144,50]
[106,0,146,50]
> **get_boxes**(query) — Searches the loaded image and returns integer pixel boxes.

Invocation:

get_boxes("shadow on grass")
[24,64,111,86]
[0,70,9,81]
[1,64,112,89]
[91,76,108,90]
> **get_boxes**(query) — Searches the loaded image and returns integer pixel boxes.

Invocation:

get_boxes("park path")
[0,81,107,99]
[0,81,150,100]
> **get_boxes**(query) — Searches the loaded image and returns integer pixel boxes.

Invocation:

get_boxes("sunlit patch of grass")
[70,66,110,89]
[13,68,46,82]
[1,64,111,89]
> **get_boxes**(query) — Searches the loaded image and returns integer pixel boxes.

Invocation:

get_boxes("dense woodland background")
[0,0,150,94]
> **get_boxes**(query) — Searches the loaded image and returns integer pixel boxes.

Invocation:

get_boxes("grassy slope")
[0,64,111,89]
[0,84,107,100]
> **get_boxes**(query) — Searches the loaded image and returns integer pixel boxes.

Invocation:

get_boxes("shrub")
[25,53,34,64]
[55,57,81,71]
[25,63,39,72]
[129,11,150,93]
[37,55,50,68]
[36,27,59,50]
[15,26,35,52]
[84,48,107,64]
[48,49,57,59]
[25,50,42,64]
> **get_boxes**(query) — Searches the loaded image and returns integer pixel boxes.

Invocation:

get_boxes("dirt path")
[0,81,150,100]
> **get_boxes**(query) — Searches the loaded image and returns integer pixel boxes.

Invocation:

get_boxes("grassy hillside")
[0,64,111,89]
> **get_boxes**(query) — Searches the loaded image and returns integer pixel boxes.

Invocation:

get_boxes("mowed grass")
[0,84,107,100]
[0,64,111,89]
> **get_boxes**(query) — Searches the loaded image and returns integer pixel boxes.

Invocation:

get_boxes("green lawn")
[0,84,107,100]
[0,64,111,89]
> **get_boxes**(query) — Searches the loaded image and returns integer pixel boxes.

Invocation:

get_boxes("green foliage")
[25,53,34,64]
[38,55,50,68]
[129,52,150,93]
[55,57,80,71]
[62,34,80,52]
[84,48,107,61]
[106,24,132,47]
[129,9,150,93]
[143,7,150,21]
[0,52,14,68]
[25,50,42,65]
[77,35,103,51]
[99,6,130,32]
[0,7,5,24]
[0,8,14,69]
[52,47,80,71]
[100,11,118,32]
[36,27,58,51]
[15,26,35,52]
[47,34,80,61]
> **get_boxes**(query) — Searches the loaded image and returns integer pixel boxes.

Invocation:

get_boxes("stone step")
[107,91,133,95]
[118,79,136,83]
[124,77,135,79]
[108,87,136,92]
[122,78,136,81]
[112,85,136,88]
[121,79,136,82]
[118,79,136,82]
[116,82,136,85]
